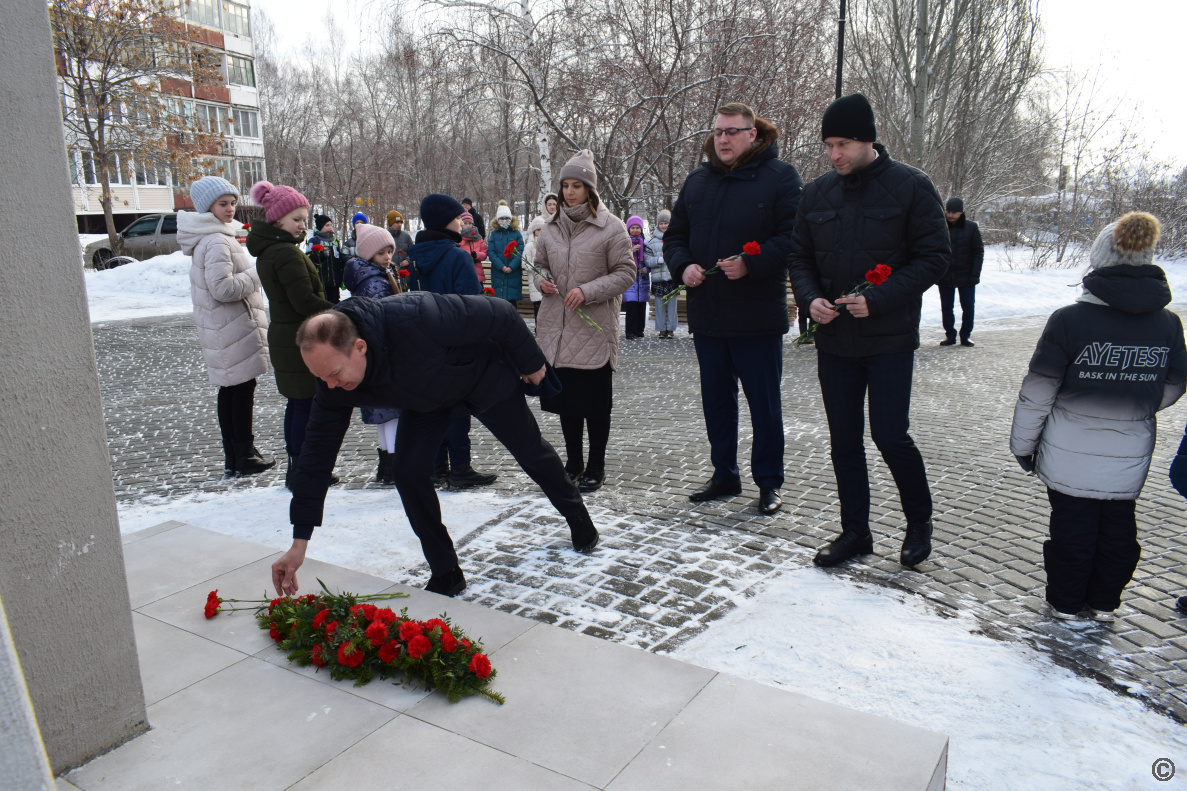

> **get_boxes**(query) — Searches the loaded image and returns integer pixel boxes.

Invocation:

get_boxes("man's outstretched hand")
[521,364,546,386]
[272,540,309,596]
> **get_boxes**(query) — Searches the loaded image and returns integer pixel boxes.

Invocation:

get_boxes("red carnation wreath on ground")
[204,582,503,703]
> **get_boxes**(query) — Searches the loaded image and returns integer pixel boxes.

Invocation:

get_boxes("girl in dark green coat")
[247,181,335,488]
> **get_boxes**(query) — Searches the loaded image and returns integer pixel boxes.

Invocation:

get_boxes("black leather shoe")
[939,338,957,346]
[449,468,498,488]
[758,488,782,515]
[900,519,933,567]
[424,566,466,597]
[578,470,605,492]
[960,338,975,347]
[565,464,584,483]
[433,458,450,487]
[569,513,600,553]
[813,531,874,567]
[689,477,742,502]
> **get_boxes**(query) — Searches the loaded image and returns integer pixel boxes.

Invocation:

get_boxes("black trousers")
[216,379,257,445]
[283,396,313,456]
[434,407,472,471]
[392,390,590,575]
[817,350,932,534]
[624,302,646,337]
[693,333,785,488]
[1044,489,1140,613]
[939,285,976,341]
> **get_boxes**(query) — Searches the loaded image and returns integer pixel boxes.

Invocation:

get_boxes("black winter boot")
[234,441,276,476]
[433,456,450,487]
[449,467,498,488]
[900,519,933,567]
[568,511,600,553]
[221,438,238,478]
[375,448,390,483]
[424,566,466,597]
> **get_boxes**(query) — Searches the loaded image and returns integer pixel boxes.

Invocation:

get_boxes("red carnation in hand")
[311,643,326,667]
[504,241,519,259]
[468,653,492,679]
[408,634,432,659]
[374,608,397,625]
[865,263,892,286]
[742,241,761,257]
[311,243,325,253]
[378,640,401,663]
[398,620,423,642]
[337,641,366,668]
[243,222,251,230]
[483,286,495,296]
[312,609,330,630]
[365,620,389,647]
[398,269,410,278]
[441,632,458,653]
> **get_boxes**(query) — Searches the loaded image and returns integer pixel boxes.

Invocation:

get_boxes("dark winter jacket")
[788,143,950,356]
[939,215,984,288]
[1010,265,1187,499]
[305,229,344,304]
[1170,426,1187,498]
[407,230,482,296]
[468,208,487,239]
[488,226,525,301]
[342,255,401,425]
[290,293,546,533]
[248,222,334,398]
[389,228,414,268]
[664,117,803,337]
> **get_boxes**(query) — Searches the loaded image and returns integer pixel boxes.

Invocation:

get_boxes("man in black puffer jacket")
[788,93,950,569]
[664,101,803,516]
[937,197,984,347]
[268,292,599,599]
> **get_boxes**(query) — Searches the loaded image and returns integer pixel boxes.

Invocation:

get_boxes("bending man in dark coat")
[269,292,600,599]
[788,93,949,568]
[664,101,803,515]
[937,197,984,347]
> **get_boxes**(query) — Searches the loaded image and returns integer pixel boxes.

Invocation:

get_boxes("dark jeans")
[1044,489,1140,613]
[283,397,313,457]
[693,333,785,488]
[434,407,473,471]
[624,302,647,337]
[392,391,590,575]
[939,285,976,340]
[817,350,932,534]
[216,379,257,445]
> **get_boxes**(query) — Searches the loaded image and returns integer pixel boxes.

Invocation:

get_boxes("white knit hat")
[190,175,239,214]
[496,203,513,221]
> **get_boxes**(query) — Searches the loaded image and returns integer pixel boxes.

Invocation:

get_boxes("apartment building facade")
[65,0,267,232]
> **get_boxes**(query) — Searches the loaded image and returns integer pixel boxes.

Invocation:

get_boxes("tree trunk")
[99,161,121,257]
[909,0,929,168]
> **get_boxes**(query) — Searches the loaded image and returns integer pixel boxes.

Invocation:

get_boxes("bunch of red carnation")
[311,243,325,254]
[483,286,495,296]
[503,240,519,260]
[223,584,503,703]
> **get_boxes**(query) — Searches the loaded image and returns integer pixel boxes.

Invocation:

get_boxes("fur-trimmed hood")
[701,115,780,173]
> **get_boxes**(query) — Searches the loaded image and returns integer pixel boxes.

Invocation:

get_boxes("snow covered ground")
[82,239,1187,328]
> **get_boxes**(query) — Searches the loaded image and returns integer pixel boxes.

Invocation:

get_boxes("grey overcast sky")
[252,0,1187,167]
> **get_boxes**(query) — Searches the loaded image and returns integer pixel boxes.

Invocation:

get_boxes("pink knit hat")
[460,211,474,223]
[249,180,310,224]
[355,224,396,262]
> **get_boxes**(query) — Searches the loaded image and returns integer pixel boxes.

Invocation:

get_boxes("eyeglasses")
[713,127,753,138]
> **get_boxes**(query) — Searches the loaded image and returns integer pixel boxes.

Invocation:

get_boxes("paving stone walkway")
[92,308,1187,721]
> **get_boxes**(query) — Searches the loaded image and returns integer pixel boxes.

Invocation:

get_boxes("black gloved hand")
[1015,454,1035,473]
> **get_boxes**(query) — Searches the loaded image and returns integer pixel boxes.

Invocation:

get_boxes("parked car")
[86,213,180,269]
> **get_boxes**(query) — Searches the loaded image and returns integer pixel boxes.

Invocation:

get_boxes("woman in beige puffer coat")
[178,176,274,478]
[532,150,635,492]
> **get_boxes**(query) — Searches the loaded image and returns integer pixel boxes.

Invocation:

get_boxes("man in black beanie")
[937,197,984,347]
[788,92,950,569]
[461,197,486,239]
[305,213,343,305]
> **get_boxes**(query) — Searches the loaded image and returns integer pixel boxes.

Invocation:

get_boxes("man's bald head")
[297,311,368,390]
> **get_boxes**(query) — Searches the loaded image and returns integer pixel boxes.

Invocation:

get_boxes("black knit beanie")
[946,197,964,213]
[420,194,466,230]
[821,93,877,142]
[314,214,332,231]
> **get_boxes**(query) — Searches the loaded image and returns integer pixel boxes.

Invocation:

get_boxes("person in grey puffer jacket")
[1010,212,1186,622]
[179,176,274,477]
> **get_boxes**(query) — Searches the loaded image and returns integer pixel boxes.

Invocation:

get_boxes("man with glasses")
[386,210,413,268]
[665,102,803,516]
[788,92,949,569]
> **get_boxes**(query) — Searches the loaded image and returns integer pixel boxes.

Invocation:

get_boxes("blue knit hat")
[419,194,466,230]
[189,176,239,214]
[351,212,369,226]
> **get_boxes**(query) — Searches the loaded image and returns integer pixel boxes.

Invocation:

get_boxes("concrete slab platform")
[64,522,948,790]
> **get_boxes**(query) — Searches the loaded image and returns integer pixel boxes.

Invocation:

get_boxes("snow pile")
[675,569,1186,790]
[84,251,198,323]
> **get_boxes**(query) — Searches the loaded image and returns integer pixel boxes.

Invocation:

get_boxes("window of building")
[185,0,220,28]
[226,54,255,87]
[136,160,169,186]
[233,108,259,138]
[162,97,195,128]
[221,1,250,36]
[238,159,265,191]
[80,151,97,184]
[212,158,236,183]
[196,103,232,135]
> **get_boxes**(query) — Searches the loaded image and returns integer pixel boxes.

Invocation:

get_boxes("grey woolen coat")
[178,211,270,387]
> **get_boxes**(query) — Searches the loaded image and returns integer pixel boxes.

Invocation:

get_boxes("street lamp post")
[836,0,847,98]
